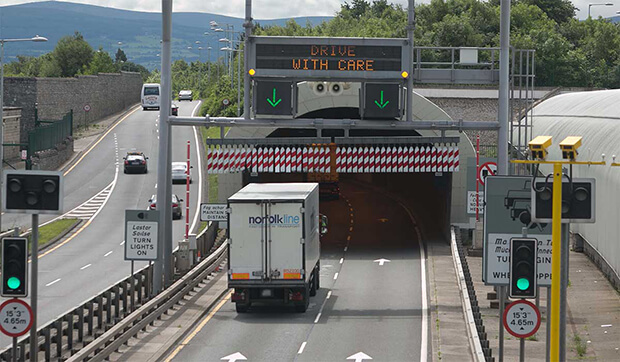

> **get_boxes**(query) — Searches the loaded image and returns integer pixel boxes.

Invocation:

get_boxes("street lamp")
[220,46,243,117]
[588,2,614,18]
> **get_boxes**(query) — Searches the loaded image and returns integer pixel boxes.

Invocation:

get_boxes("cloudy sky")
[0,0,616,20]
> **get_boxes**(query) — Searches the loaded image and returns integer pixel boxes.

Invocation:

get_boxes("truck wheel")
[236,303,249,313]
[310,274,317,297]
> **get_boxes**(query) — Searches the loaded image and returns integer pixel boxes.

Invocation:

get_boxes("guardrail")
[67,241,227,362]
[0,222,223,361]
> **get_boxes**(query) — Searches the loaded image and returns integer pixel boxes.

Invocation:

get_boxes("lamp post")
[588,2,613,18]
[0,34,48,362]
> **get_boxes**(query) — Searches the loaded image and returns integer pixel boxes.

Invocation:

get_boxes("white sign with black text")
[125,221,158,260]
[200,203,227,222]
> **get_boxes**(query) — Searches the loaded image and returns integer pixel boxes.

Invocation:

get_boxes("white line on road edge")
[451,228,485,361]
[298,341,307,354]
[326,290,332,299]
[313,312,322,324]
[104,251,113,257]
[46,278,61,287]
[120,240,125,246]
[80,264,92,270]
[189,100,204,235]
[333,272,339,280]
[397,201,429,362]
[340,258,344,264]
[344,246,348,252]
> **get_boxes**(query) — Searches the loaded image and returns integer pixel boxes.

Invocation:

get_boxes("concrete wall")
[32,138,74,171]
[2,107,23,161]
[3,72,142,144]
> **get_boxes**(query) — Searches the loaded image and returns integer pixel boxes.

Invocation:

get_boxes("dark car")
[149,194,183,220]
[171,103,179,116]
[123,152,148,174]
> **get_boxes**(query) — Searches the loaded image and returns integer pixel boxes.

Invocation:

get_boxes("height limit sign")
[125,210,159,261]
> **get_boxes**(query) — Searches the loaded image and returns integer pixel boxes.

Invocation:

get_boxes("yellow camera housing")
[529,136,553,160]
[559,136,582,160]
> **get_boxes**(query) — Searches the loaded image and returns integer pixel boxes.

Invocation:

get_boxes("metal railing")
[29,110,73,153]
[0,222,222,361]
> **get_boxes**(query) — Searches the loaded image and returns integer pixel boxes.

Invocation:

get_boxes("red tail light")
[231,291,246,302]
[141,160,146,165]
[150,203,156,209]
[124,160,129,165]
[290,291,304,302]
[172,203,178,208]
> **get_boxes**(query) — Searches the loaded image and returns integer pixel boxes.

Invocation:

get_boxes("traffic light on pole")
[532,179,595,223]
[3,171,63,214]
[1,238,28,297]
[509,238,537,299]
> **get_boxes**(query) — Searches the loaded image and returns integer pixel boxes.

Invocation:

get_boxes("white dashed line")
[155,183,158,188]
[104,251,113,257]
[333,272,339,280]
[340,258,344,264]
[349,227,353,232]
[120,240,125,246]
[46,278,61,287]
[327,290,332,299]
[344,246,348,252]
[80,264,92,270]
[298,341,307,354]
[347,236,351,241]
[314,312,322,324]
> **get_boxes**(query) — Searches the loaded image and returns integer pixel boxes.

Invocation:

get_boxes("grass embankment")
[28,218,79,249]
[201,126,229,203]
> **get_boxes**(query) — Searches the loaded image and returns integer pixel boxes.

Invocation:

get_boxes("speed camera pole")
[30,214,39,361]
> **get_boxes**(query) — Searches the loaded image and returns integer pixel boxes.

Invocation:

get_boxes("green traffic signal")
[517,277,530,291]
[7,277,21,290]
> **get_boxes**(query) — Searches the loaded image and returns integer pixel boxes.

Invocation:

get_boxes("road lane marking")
[333,272,339,280]
[344,246,348,252]
[120,240,125,246]
[188,100,204,235]
[349,227,353,232]
[80,264,92,270]
[46,278,61,287]
[104,251,113,257]
[347,236,351,241]
[326,290,332,299]
[164,293,230,362]
[298,341,307,354]
[64,105,139,176]
[340,258,344,264]
[314,312,322,324]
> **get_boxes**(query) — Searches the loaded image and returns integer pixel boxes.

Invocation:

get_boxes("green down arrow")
[267,88,282,107]
[374,90,390,109]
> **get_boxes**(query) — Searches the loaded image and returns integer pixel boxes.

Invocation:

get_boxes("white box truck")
[227,183,325,313]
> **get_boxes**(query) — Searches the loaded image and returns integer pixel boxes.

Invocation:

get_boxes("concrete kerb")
[451,227,486,361]
[59,103,141,173]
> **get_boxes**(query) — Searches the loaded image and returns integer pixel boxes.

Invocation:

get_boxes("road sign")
[200,203,227,222]
[466,157,496,215]
[255,81,293,116]
[483,176,553,286]
[20,150,27,161]
[362,83,400,119]
[250,36,408,80]
[0,299,33,338]
[83,104,91,112]
[478,161,497,186]
[125,210,159,261]
[503,300,541,338]
[222,99,230,106]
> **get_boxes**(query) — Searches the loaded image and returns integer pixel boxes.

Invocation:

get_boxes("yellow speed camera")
[529,136,553,160]
[559,136,582,160]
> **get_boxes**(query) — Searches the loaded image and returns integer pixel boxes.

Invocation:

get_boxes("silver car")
[149,194,183,219]
[171,162,192,184]
[178,90,193,101]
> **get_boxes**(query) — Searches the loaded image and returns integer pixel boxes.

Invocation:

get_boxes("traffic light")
[532,179,595,223]
[1,238,28,297]
[3,171,63,214]
[509,238,537,299]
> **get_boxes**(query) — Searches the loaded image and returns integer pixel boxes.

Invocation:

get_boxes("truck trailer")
[227,183,325,313]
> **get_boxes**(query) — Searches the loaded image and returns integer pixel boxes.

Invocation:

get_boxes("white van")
[141,83,161,110]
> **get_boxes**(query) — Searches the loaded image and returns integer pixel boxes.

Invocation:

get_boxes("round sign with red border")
[83,104,91,112]
[503,299,541,338]
[478,161,497,186]
[0,299,33,338]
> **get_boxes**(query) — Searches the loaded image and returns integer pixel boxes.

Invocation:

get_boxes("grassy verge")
[201,126,229,203]
[29,218,79,249]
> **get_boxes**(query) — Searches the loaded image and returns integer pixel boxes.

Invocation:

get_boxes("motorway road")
[0,101,204,348]
[169,181,429,362]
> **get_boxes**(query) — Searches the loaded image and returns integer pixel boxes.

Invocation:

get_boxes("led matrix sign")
[255,43,402,72]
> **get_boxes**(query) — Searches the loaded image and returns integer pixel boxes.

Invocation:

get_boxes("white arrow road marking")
[373,258,391,266]
[347,351,372,361]
[220,352,247,362]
